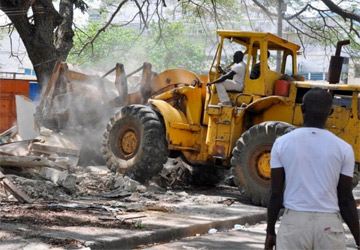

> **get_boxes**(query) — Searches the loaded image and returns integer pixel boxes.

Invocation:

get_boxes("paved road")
[142,220,358,250]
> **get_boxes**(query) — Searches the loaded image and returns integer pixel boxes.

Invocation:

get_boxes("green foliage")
[69,22,139,70]
[68,20,207,74]
[146,21,207,73]
[0,28,7,41]
[135,220,145,229]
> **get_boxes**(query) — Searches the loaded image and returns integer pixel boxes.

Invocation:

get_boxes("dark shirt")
[250,63,260,79]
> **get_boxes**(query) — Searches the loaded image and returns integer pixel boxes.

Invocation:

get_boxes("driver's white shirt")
[231,61,246,86]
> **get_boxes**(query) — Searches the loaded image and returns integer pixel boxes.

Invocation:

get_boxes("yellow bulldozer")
[102,31,360,206]
[37,31,359,206]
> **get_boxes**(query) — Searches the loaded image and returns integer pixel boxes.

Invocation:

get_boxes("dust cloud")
[36,50,151,165]
[65,76,119,165]
[63,62,146,165]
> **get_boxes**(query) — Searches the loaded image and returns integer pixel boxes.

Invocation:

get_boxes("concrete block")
[124,176,140,192]
[86,166,111,176]
[31,132,80,156]
[113,175,125,189]
[15,95,38,140]
[39,167,77,190]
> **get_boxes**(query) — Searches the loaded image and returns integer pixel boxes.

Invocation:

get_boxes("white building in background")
[348,62,360,85]
[0,0,358,85]
[0,29,35,79]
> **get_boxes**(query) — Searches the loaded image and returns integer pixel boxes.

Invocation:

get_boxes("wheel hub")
[121,130,138,155]
[257,152,271,179]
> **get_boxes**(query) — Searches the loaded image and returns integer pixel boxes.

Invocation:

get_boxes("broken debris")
[15,95,38,140]
[0,171,33,203]
[0,155,67,171]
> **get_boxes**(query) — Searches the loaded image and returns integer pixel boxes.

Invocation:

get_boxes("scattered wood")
[0,139,43,157]
[98,216,116,221]
[0,152,14,156]
[0,139,43,147]
[100,188,132,198]
[218,198,235,206]
[30,133,80,157]
[146,206,171,213]
[0,126,17,143]
[0,155,67,171]
[115,214,147,222]
[0,171,33,203]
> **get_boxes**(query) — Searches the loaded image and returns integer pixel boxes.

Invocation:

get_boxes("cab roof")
[217,30,301,52]
[294,81,360,91]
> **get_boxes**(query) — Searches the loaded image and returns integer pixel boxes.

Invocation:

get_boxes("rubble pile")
[0,124,231,204]
[0,125,148,204]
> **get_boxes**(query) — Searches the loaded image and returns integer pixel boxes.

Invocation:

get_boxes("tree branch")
[8,26,23,65]
[0,22,13,28]
[251,0,276,24]
[134,0,149,29]
[285,4,310,20]
[242,0,254,30]
[350,20,360,38]
[321,0,360,23]
[78,0,129,55]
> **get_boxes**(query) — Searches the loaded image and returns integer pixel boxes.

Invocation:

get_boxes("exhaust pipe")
[327,40,350,84]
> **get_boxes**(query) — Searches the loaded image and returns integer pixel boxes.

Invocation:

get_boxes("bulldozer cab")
[207,31,301,107]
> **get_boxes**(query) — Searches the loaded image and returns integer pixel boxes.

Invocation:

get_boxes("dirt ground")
[0,201,151,249]
[0,183,245,249]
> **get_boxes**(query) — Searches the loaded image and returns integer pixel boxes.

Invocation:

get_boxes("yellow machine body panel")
[291,82,360,162]
[149,69,208,161]
[149,99,202,151]
[205,105,246,163]
[150,69,200,96]
[246,96,294,125]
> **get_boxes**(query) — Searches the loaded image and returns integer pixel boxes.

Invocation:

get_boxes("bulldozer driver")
[207,51,246,106]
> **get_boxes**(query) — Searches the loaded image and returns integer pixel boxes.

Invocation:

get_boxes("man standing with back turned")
[265,88,359,250]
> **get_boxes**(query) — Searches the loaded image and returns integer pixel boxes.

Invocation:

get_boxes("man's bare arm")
[207,71,236,85]
[338,174,359,246]
[265,167,285,249]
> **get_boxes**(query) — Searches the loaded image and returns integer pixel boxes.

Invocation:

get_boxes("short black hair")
[233,51,244,62]
[302,88,333,124]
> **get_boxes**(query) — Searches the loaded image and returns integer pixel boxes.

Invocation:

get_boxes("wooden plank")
[30,133,80,156]
[0,155,67,171]
[0,125,17,138]
[0,171,33,203]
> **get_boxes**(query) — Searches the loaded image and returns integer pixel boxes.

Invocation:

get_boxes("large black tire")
[102,104,168,183]
[231,121,296,207]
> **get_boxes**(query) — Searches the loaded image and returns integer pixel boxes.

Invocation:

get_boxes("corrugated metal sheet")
[0,79,30,133]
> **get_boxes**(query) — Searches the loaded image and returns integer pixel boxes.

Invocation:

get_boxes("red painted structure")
[0,79,30,133]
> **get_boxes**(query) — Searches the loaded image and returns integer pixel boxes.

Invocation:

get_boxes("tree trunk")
[0,0,74,91]
[55,0,75,60]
